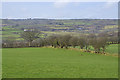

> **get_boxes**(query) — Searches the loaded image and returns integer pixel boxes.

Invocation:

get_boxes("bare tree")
[46,34,60,48]
[2,36,16,48]
[58,34,72,49]
[77,37,86,49]
[89,33,109,54]
[69,36,78,48]
[21,29,41,47]
[97,33,109,53]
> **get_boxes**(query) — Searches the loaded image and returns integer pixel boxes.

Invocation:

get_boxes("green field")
[105,44,118,54]
[2,45,118,78]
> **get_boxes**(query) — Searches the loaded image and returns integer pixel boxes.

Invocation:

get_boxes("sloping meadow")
[2,47,118,78]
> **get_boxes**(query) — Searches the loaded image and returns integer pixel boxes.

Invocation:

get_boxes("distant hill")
[1,19,118,40]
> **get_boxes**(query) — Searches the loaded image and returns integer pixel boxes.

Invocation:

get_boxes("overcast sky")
[2,2,118,19]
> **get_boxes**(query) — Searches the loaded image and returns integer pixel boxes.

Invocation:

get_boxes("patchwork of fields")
[2,44,118,78]
[2,19,118,40]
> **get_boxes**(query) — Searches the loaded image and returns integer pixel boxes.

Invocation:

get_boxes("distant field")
[2,19,118,40]
[2,46,118,78]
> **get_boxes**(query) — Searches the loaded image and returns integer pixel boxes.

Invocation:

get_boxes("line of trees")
[2,29,118,54]
[45,33,110,53]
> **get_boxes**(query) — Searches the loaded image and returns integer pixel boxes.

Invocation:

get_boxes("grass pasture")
[2,46,118,78]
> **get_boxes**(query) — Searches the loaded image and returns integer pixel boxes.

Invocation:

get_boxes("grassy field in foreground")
[2,47,118,78]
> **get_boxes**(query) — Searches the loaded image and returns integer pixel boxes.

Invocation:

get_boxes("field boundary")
[1,78,119,80]
[42,46,118,57]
